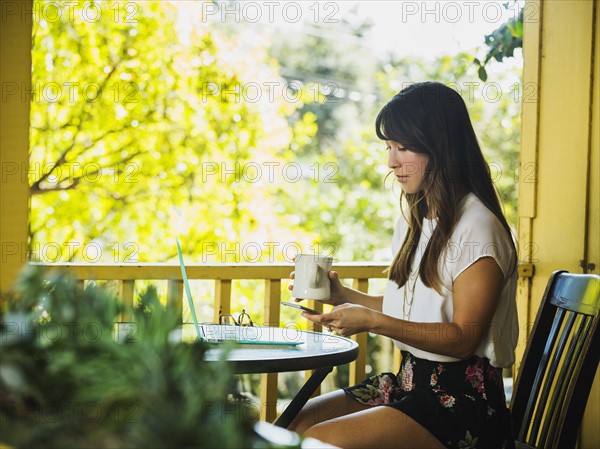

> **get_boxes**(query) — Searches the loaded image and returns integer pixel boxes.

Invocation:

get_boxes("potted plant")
[0,265,296,449]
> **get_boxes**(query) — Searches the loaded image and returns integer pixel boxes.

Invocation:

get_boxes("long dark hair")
[377,82,516,292]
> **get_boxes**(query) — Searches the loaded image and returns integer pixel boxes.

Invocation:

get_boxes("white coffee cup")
[292,254,333,300]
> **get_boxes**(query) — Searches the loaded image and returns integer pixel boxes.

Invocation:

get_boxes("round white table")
[202,326,359,428]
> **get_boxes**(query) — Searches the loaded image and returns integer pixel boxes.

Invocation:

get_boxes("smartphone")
[281,301,321,315]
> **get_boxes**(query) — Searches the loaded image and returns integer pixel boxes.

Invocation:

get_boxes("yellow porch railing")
[34,261,390,422]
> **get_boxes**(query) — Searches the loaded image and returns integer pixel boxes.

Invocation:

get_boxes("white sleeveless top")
[382,193,519,368]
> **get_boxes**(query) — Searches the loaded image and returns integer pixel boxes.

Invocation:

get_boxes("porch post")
[0,0,33,294]
[519,1,599,446]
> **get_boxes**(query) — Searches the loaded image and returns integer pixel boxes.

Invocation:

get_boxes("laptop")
[176,238,304,346]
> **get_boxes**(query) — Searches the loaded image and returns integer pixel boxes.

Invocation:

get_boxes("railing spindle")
[261,279,282,422]
[167,280,183,323]
[214,279,232,323]
[260,373,278,423]
[263,279,281,327]
[349,278,369,385]
[119,280,135,322]
[393,347,402,373]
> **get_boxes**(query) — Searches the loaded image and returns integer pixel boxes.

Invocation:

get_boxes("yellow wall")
[519,1,599,447]
[0,0,32,294]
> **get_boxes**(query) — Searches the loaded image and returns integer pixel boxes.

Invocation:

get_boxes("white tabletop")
[201,326,359,374]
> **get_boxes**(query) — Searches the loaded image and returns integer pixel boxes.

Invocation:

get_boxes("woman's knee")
[303,421,338,444]
[287,390,363,433]
[287,396,327,432]
[287,406,313,433]
[288,397,338,433]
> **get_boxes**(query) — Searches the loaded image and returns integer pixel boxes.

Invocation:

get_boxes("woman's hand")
[288,270,348,307]
[302,303,377,337]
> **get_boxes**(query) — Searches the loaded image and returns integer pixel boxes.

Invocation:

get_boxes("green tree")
[29,0,315,264]
[264,9,395,262]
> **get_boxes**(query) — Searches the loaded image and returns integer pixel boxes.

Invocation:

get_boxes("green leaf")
[478,66,488,82]
[502,29,514,46]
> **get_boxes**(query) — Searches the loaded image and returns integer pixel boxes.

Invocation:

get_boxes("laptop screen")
[175,238,303,346]
[176,238,204,341]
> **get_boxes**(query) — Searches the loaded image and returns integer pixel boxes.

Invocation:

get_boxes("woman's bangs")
[375,105,391,141]
[376,105,407,144]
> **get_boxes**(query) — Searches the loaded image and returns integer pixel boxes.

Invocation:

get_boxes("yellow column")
[582,2,600,446]
[516,0,542,373]
[0,0,33,295]
[519,1,599,447]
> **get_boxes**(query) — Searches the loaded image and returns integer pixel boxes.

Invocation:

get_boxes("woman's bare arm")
[305,257,504,359]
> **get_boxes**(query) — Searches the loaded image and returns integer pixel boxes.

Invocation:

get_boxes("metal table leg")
[274,366,333,428]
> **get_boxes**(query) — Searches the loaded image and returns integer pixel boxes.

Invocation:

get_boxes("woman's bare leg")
[287,390,369,434]
[303,406,445,449]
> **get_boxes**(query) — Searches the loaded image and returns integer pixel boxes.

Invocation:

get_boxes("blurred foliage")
[267,10,394,262]
[0,265,278,449]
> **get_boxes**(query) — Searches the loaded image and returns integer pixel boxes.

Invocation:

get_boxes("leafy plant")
[0,265,275,449]
[474,3,523,82]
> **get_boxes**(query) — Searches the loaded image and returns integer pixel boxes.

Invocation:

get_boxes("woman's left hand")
[302,303,376,337]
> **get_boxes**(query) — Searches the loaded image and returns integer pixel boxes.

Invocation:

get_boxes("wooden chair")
[511,271,600,448]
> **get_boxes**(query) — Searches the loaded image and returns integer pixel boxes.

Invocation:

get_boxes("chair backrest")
[511,271,600,448]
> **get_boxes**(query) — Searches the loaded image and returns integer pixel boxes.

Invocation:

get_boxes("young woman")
[288,82,518,449]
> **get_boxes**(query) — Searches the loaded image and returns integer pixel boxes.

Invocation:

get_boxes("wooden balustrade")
[34,261,389,422]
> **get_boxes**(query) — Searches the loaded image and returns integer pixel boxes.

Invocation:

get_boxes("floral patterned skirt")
[343,351,514,449]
